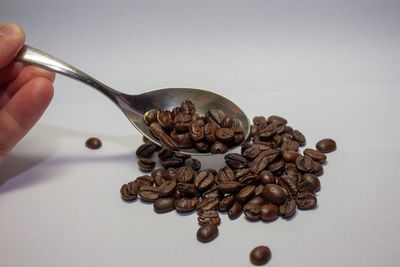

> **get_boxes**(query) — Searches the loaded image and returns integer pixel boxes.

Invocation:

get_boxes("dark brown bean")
[161,157,184,169]
[236,185,256,202]
[225,153,248,169]
[262,184,288,205]
[120,181,138,201]
[153,197,175,213]
[210,141,228,154]
[228,201,243,220]
[184,157,201,171]
[143,109,159,125]
[250,246,271,265]
[189,119,205,141]
[194,170,215,191]
[175,197,199,213]
[85,137,102,149]
[217,181,241,194]
[259,170,276,185]
[205,109,225,125]
[243,203,262,221]
[218,195,236,212]
[177,182,198,197]
[279,198,297,218]
[303,148,327,163]
[215,167,235,184]
[198,210,221,225]
[138,158,156,172]
[260,203,279,221]
[316,138,336,153]
[181,100,196,115]
[197,223,219,243]
[158,180,177,197]
[215,128,235,142]
[196,197,219,212]
[157,110,174,129]
[158,148,175,160]
[296,192,317,210]
[295,155,314,173]
[176,166,195,183]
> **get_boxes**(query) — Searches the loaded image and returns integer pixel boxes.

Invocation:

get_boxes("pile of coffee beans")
[121,114,336,265]
[143,100,246,153]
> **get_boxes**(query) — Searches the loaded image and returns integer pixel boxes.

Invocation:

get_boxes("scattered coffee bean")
[197,223,219,243]
[138,158,156,172]
[296,192,317,210]
[120,181,138,201]
[85,137,102,149]
[250,246,271,265]
[154,197,175,213]
[316,138,337,153]
[261,203,279,221]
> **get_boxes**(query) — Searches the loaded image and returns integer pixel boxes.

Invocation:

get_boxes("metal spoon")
[16,45,250,155]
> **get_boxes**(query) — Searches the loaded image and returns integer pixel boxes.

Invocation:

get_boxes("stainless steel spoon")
[16,45,250,155]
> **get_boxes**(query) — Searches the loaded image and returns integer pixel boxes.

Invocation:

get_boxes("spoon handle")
[15,45,121,102]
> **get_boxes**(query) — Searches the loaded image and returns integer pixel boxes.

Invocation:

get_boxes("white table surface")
[1,0,400,266]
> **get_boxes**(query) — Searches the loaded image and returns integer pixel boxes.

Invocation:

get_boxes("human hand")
[0,22,55,164]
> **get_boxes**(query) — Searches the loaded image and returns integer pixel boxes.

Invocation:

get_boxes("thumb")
[0,22,25,69]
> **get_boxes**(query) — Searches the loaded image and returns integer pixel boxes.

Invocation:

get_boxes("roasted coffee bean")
[262,184,288,205]
[203,168,218,176]
[254,143,273,151]
[170,130,193,148]
[280,133,292,143]
[253,116,267,126]
[135,175,154,188]
[258,123,276,140]
[195,141,210,152]
[249,152,270,174]
[174,112,193,132]
[244,203,262,221]
[163,168,177,181]
[196,197,219,212]
[295,155,314,173]
[254,185,265,197]
[198,210,220,225]
[202,185,221,199]
[278,175,298,197]
[236,185,256,202]
[171,107,183,119]
[205,109,225,125]
[158,148,175,160]
[215,167,235,184]
[217,181,241,194]
[144,109,159,125]
[248,196,265,206]
[249,125,259,139]
[174,152,191,160]
[225,153,248,169]
[268,161,285,175]
[221,116,241,128]
[282,151,300,163]
[149,122,165,139]
[138,158,156,172]
[161,157,184,169]
[316,138,336,153]
[261,203,279,221]
[181,100,196,115]
[296,192,317,210]
[298,173,320,193]
[303,148,327,163]
[175,197,199,213]
[279,198,296,218]
[176,166,195,183]
[85,137,102,149]
[157,110,174,129]
[259,170,276,185]
[194,170,214,191]
[154,176,166,187]
[158,180,177,197]
[189,119,205,141]
[218,195,236,212]
[312,161,324,176]
[204,122,217,143]
[234,168,251,179]
[210,141,228,154]
[267,115,287,125]
[153,197,175,213]
[238,173,259,186]
[138,185,159,202]
[120,181,139,201]
[215,127,235,142]
[184,157,201,171]
[292,130,306,146]
[228,201,243,220]
[242,144,261,160]
[151,168,165,180]
[177,182,197,197]
[250,246,271,265]
[197,223,218,243]
[281,140,300,152]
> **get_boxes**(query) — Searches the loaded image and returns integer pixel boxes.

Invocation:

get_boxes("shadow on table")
[0,123,140,192]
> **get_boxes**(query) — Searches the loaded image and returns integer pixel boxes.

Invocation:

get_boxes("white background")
[1,0,400,266]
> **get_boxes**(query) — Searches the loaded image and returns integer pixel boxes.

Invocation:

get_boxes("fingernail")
[0,22,18,38]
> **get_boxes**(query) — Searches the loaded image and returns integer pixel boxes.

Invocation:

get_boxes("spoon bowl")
[16,45,249,155]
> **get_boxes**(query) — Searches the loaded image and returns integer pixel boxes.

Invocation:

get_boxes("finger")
[0,61,25,86]
[0,22,25,69]
[4,64,55,99]
[0,77,54,164]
